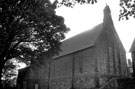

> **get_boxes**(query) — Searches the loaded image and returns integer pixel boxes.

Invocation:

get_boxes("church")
[17,5,129,89]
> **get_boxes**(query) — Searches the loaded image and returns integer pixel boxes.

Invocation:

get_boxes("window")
[118,51,121,75]
[114,48,119,75]
[108,47,114,74]
[79,58,83,73]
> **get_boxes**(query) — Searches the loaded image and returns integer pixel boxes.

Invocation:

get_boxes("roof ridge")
[55,23,103,58]
[64,23,103,42]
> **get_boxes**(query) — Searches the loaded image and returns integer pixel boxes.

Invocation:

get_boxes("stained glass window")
[108,47,114,74]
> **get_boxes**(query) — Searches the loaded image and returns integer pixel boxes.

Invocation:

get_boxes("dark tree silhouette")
[54,0,134,20]
[119,0,135,20]
[54,0,97,7]
[0,0,69,82]
[1,0,134,87]
[2,59,18,88]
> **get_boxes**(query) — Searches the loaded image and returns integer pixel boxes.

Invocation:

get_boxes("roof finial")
[104,4,111,14]
[103,4,112,26]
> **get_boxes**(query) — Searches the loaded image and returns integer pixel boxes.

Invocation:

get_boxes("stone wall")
[50,47,98,89]
[96,19,128,76]
[49,22,129,89]
[17,23,128,89]
[17,57,51,89]
[93,18,129,87]
[132,52,135,77]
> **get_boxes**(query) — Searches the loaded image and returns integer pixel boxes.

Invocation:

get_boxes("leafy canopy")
[0,0,69,65]
[119,0,135,20]
[1,0,134,86]
[0,0,69,84]
[53,0,97,7]
[54,0,135,20]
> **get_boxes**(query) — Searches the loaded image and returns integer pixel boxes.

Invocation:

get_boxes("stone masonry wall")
[50,47,98,89]
[95,20,128,86]
[132,52,135,77]
[49,23,128,89]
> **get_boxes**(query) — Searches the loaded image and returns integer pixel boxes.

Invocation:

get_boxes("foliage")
[54,0,97,7]
[2,59,19,88]
[0,0,69,85]
[1,0,134,86]
[119,0,135,20]
[54,0,135,20]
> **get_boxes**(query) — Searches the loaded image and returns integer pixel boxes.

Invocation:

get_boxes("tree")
[53,0,97,7]
[2,59,19,88]
[1,0,134,87]
[119,0,135,20]
[0,0,69,82]
[53,0,135,20]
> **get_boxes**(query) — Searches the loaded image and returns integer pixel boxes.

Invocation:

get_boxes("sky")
[55,0,135,59]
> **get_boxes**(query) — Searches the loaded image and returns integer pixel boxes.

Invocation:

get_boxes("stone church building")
[17,5,129,89]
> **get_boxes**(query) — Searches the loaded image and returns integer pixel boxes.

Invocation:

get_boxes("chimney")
[103,5,113,26]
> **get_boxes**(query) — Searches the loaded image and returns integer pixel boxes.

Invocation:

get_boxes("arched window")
[79,58,83,73]
[108,46,114,74]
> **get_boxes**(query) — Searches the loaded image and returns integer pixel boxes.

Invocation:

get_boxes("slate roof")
[56,23,103,58]
[130,38,135,52]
